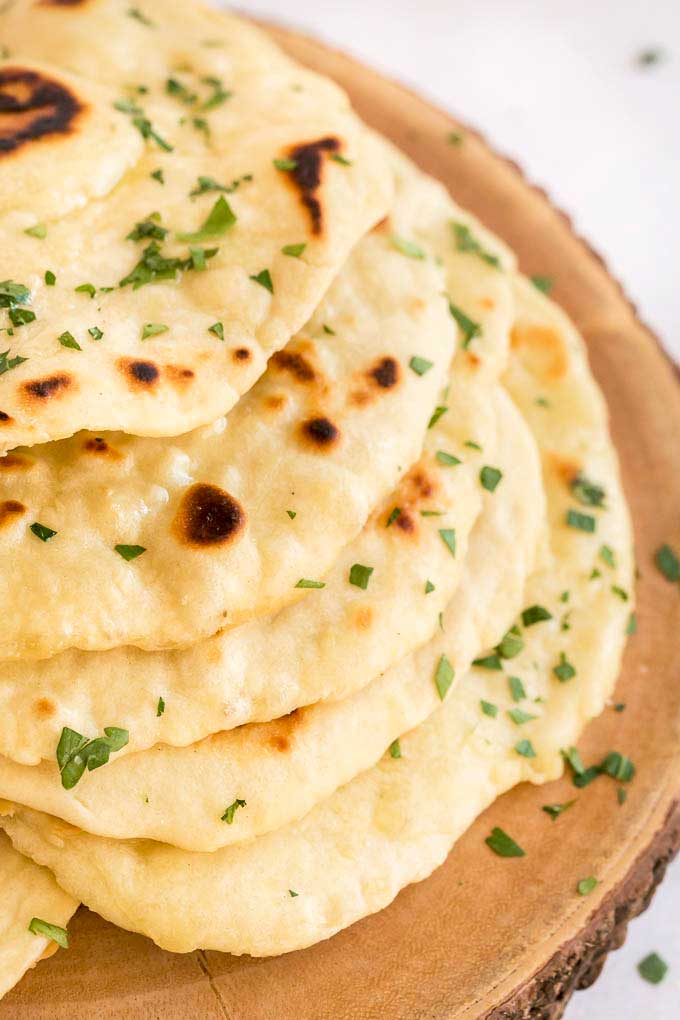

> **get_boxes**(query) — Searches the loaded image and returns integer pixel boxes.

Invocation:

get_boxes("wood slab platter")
[2,21,679,1020]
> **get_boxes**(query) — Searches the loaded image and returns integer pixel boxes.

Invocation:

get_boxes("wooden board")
[2,22,679,1020]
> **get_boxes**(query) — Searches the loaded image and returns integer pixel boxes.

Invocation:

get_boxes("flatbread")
[0,276,633,954]
[0,830,77,1001]
[0,161,457,660]
[0,1,393,448]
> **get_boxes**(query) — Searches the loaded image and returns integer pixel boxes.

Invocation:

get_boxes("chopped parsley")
[566,509,596,533]
[638,952,668,984]
[119,241,217,289]
[464,440,482,451]
[115,99,173,152]
[577,876,599,896]
[496,627,524,660]
[330,153,352,166]
[282,242,306,258]
[190,173,252,198]
[553,652,576,682]
[436,450,461,467]
[30,522,57,542]
[45,270,56,286]
[386,507,402,528]
[627,612,637,635]
[508,708,538,725]
[434,654,454,700]
[601,751,635,782]
[485,827,525,858]
[0,280,31,307]
[221,798,246,824]
[209,322,224,340]
[508,676,526,702]
[570,473,606,508]
[156,697,165,717]
[201,76,231,111]
[24,223,47,239]
[58,331,81,351]
[151,168,165,184]
[9,307,36,327]
[438,528,456,557]
[273,157,297,171]
[451,222,500,268]
[114,544,146,561]
[611,584,629,601]
[425,579,435,594]
[127,214,168,243]
[655,543,680,582]
[127,5,154,26]
[349,563,373,590]
[250,269,274,294]
[521,605,552,627]
[480,466,502,492]
[56,725,129,790]
[542,800,576,820]
[530,275,553,294]
[141,323,168,341]
[480,700,499,718]
[88,327,104,341]
[448,302,481,348]
[391,236,426,260]
[515,739,536,758]
[388,738,402,759]
[286,510,296,520]
[28,918,69,949]
[447,131,463,145]
[409,355,433,376]
[75,283,97,299]
[0,349,28,376]
[472,653,502,671]
[288,889,299,898]
[177,195,236,243]
[295,578,325,589]
[428,405,448,429]
[599,544,616,568]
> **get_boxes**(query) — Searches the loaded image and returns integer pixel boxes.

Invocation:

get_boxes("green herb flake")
[508,708,538,725]
[448,302,481,348]
[119,240,216,290]
[508,676,526,702]
[221,798,246,824]
[330,152,352,166]
[570,473,606,508]
[464,440,482,451]
[566,508,597,533]
[428,405,448,429]
[391,235,426,260]
[30,522,57,542]
[438,528,456,558]
[88,326,104,341]
[436,450,461,467]
[288,889,299,897]
[601,751,635,783]
[521,605,552,627]
[349,563,373,590]
[485,827,525,858]
[286,510,296,520]
[127,5,154,26]
[599,544,616,568]
[496,627,524,660]
[638,952,668,985]
[626,612,637,635]
[56,725,129,789]
[481,700,499,718]
[617,786,628,805]
[208,321,224,341]
[434,654,454,701]
[451,222,500,268]
[24,223,47,239]
[447,131,464,146]
[151,168,165,184]
[177,195,236,243]
[0,349,28,375]
[424,579,435,594]
[0,280,31,308]
[542,800,576,821]
[8,307,36,327]
[322,324,335,335]
[250,269,273,294]
[515,739,537,758]
[480,466,503,492]
[553,652,577,682]
[386,507,402,528]
[190,173,252,199]
[273,157,297,171]
[28,918,69,949]
[530,275,553,294]
[611,585,629,601]
[114,544,146,561]
[388,738,402,759]
[655,543,680,582]
[201,76,231,111]
[577,876,599,896]
[156,696,165,717]
[472,653,503,671]
[562,746,586,776]
[282,242,306,258]
[45,270,56,286]
[409,355,434,376]
[126,215,168,243]
[295,578,325,589]
[141,322,168,341]
[58,331,81,351]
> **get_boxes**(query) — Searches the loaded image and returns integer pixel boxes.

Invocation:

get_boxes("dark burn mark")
[301,416,339,449]
[271,349,316,383]
[0,499,26,527]
[0,453,33,470]
[174,482,246,548]
[33,698,56,719]
[0,67,83,157]
[164,365,195,388]
[395,510,416,534]
[406,468,435,500]
[23,374,71,401]
[118,359,159,389]
[286,136,340,235]
[0,412,11,423]
[40,0,90,5]
[369,356,400,389]
[232,347,251,362]
[83,437,122,461]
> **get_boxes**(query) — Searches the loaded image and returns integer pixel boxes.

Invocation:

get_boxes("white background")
[233,2,680,1016]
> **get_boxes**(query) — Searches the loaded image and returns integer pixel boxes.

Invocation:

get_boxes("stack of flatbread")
[0,0,633,1000]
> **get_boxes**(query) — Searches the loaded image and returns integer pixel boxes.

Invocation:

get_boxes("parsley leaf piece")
[626,612,637,635]
[464,440,482,451]
[655,543,680,582]
[126,215,168,243]
[530,275,553,294]
[177,195,236,243]
[434,654,454,700]
[286,510,296,520]
[508,676,526,702]
[58,331,81,351]
[295,578,325,589]
[553,652,576,682]
[601,751,635,782]
[600,544,617,568]
[542,800,576,820]
[349,563,373,590]
[288,888,299,898]
[562,746,586,776]
[386,507,401,528]
[617,786,628,805]
[438,528,456,558]
[9,307,36,327]
[0,280,31,307]
[0,349,28,375]
[447,131,463,145]
[250,269,274,294]
[75,283,96,299]
[472,653,502,671]
[141,323,168,341]
[638,952,668,985]
[132,115,173,152]
[388,738,402,759]
[496,627,524,660]
[151,168,165,184]
[282,242,306,258]
[428,405,448,429]
[508,708,538,725]
[436,450,461,467]
[515,739,536,758]
[88,326,104,341]
[409,355,433,376]
[209,322,224,340]
[56,725,129,789]
[273,157,297,171]
[481,700,499,718]
[201,76,231,111]
[451,222,500,267]
[480,466,502,492]
[156,696,165,717]
[28,918,69,949]
[448,302,481,348]
[330,153,352,166]
[127,6,154,26]
[570,473,606,508]
[190,173,252,198]
[119,241,217,289]
[30,522,57,542]
[521,605,552,627]
[485,827,525,858]
[424,579,435,594]
[577,876,599,896]
[566,508,596,533]
[611,584,629,601]
[322,324,335,335]
[45,270,56,286]
[391,235,426,260]
[24,223,47,239]
[114,544,146,561]
[221,798,246,824]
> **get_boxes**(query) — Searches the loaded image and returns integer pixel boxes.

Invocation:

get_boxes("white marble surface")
[234,1,679,1015]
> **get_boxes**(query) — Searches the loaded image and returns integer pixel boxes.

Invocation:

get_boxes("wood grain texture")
[2,22,679,1020]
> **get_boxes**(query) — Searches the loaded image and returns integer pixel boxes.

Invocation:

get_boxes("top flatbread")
[0,0,392,449]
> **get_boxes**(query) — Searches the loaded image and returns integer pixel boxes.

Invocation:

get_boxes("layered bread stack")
[0,0,633,998]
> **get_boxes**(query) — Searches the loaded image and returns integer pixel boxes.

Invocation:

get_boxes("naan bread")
[0,277,633,954]
[0,388,543,849]
[0,0,393,448]
[0,162,457,660]
[0,830,77,1001]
